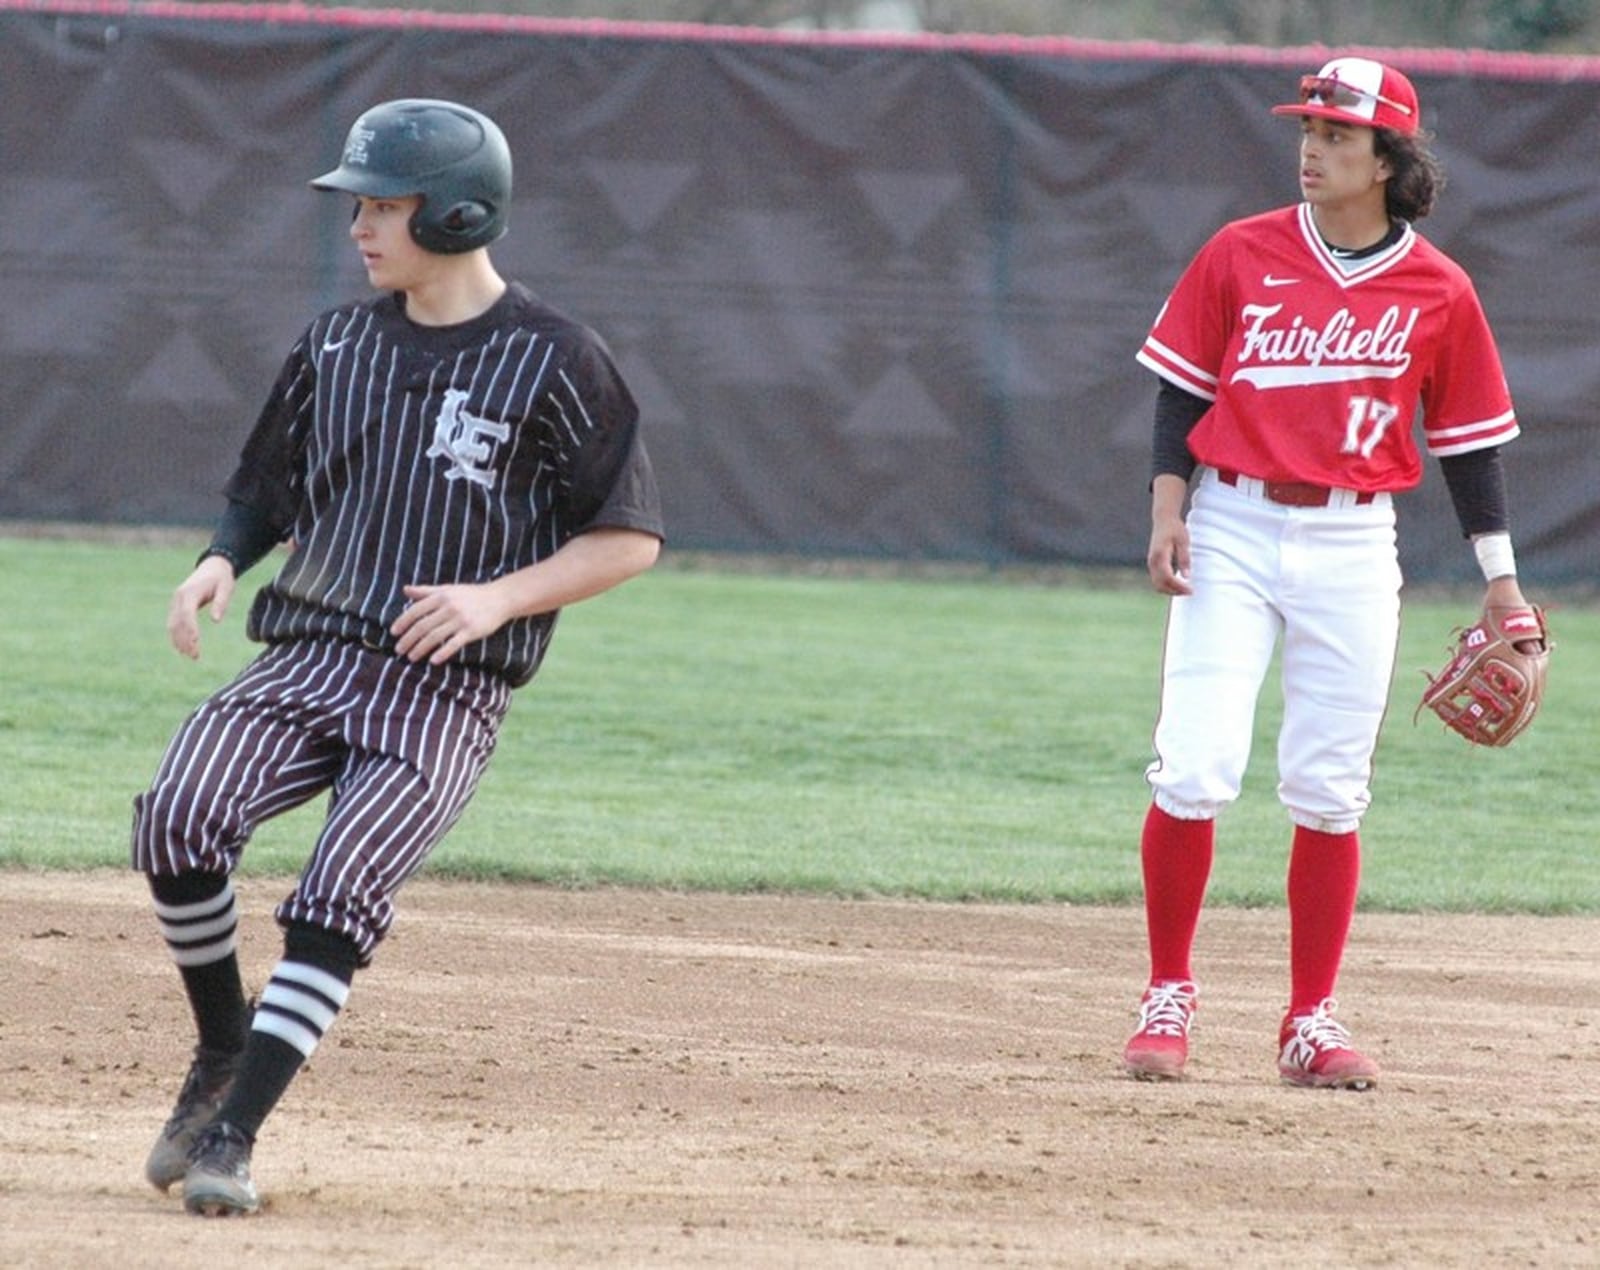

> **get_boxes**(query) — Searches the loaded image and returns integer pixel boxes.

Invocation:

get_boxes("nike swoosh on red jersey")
[1262,275,1301,287]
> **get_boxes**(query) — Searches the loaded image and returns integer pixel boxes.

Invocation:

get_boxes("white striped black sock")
[254,958,353,1060]
[152,879,238,967]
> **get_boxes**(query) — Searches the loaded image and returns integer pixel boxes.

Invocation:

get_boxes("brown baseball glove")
[1417,605,1551,746]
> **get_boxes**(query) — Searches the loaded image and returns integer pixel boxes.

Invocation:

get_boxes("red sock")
[1287,825,1361,1013]
[1140,804,1215,984]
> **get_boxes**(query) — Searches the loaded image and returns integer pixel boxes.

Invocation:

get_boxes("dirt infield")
[2,871,1597,1268]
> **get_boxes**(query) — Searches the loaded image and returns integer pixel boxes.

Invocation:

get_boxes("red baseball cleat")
[1123,979,1198,1081]
[1278,998,1379,1090]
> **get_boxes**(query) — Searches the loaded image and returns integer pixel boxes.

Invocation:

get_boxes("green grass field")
[2,532,1593,912]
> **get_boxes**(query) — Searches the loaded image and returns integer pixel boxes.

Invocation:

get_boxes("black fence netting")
[2,5,1596,581]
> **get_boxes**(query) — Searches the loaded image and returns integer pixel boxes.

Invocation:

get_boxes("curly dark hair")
[1375,128,1446,222]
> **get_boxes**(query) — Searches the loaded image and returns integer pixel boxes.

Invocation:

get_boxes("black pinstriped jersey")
[225,282,663,687]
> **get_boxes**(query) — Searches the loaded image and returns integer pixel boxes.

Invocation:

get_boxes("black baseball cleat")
[182,1120,260,1216]
[144,1044,244,1192]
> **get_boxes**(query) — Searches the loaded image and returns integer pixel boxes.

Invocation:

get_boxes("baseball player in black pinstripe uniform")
[132,99,664,1216]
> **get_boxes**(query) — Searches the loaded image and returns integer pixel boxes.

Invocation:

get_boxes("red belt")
[1216,469,1377,508]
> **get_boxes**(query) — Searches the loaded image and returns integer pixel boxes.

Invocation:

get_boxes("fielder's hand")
[167,555,237,660]
[1147,475,1193,596]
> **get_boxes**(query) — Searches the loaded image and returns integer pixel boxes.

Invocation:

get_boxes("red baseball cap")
[1272,57,1420,136]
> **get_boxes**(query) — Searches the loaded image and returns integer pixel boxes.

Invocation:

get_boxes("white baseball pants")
[1147,468,1402,834]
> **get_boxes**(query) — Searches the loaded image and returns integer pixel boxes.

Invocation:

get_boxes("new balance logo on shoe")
[1278,998,1379,1091]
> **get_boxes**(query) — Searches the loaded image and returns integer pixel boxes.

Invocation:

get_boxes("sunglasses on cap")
[1298,74,1414,120]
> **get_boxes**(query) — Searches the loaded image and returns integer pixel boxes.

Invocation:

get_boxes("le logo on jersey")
[426,389,511,489]
[1231,302,1419,389]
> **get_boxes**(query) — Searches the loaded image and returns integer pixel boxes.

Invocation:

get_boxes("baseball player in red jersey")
[1122,58,1541,1088]
[132,99,664,1214]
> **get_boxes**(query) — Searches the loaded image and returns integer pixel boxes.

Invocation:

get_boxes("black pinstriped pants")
[132,639,511,963]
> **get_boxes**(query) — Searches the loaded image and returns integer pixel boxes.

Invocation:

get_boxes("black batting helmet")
[311,99,512,254]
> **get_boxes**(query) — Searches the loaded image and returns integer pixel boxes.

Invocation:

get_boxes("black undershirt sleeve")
[1151,380,1209,486]
[1438,447,1509,538]
[200,497,283,577]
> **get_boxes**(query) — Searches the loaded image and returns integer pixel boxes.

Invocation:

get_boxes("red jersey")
[1136,203,1518,492]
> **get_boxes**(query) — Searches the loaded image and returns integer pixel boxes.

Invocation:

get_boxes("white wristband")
[1473,532,1517,581]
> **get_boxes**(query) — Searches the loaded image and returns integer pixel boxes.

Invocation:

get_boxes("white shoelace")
[1286,998,1353,1051]
[1136,981,1197,1037]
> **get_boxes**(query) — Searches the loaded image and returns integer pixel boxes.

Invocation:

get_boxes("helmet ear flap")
[440,201,491,233]
[410,200,494,251]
